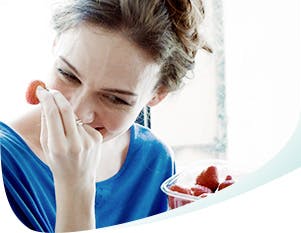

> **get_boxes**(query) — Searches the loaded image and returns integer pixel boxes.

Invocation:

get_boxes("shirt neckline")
[0,121,136,185]
[96,124,136,186]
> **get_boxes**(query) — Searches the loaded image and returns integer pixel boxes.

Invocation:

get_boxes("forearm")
[54,182,96,232]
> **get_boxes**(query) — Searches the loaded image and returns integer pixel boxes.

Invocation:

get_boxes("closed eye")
[57,68,81,84]
[101,94,131,106]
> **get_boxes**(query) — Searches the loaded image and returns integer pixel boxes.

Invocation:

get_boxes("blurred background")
[0,0,300,172]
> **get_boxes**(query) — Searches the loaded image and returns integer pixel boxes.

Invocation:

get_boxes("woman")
[0,0,210,232]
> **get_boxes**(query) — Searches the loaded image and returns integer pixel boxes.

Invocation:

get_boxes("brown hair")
[51,0,210,92]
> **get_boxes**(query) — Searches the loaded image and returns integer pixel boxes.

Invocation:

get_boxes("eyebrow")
[59,56,81,77]
[101,88,138,97]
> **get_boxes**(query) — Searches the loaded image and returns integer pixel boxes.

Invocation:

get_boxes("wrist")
[54,179,96,208]
[54,181,96,232]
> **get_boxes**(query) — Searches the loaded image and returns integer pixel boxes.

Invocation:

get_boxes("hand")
[36,86,102,231]
[36,86,103,185]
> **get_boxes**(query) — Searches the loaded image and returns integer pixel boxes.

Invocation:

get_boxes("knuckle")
[69,144,83,155]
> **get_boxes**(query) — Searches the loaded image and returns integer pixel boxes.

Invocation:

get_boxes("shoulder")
[0,121,17,145]
[130,123,175,173]
[132,123,173,155]
[0,121,30,160]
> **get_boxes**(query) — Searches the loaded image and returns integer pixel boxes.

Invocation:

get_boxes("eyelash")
[57,68,80,83]
[101,94,131,106]
[56,67,131,107]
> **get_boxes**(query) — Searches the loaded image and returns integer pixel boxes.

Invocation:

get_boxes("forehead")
[53,24,160,90]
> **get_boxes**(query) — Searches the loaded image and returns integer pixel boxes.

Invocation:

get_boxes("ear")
[147,87,168,107]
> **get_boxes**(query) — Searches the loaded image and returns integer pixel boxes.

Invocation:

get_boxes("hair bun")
[165,0,211,56]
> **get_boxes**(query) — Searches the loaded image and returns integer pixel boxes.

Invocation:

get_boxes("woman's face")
[48,24,164,141]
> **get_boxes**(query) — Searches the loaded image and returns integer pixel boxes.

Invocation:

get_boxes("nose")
[70,91,95,124]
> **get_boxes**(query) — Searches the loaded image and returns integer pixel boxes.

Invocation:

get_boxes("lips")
[94,127,105,135]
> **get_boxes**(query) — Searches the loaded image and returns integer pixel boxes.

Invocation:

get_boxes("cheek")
[48,78,74,101]
[103,96,151,135]
[102,108,140,134]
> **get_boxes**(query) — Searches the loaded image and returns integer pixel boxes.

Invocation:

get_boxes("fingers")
[50,90,81,144]
[36,86,103,187]
[82,124,103,143]
[36,86,103,153]
[40,111,49,155]
[36,86,66,147]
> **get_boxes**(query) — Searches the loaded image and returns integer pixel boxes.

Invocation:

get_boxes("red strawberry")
[25,80,47,105]
[168,196,192,209]
[191,185,212,196]
[168,185,193,209]
[169,184,192,195]
[168,196,175,209]
[195,165,219,192]
[218,175,235,191]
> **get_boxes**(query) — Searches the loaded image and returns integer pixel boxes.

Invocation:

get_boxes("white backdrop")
[0,1,54,122]
[225,0,300,170]
[0,0,300,232]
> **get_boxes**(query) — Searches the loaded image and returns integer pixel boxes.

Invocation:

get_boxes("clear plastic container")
[160,159,242,209]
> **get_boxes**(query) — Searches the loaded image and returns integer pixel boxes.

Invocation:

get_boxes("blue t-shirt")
[0,121,175,232]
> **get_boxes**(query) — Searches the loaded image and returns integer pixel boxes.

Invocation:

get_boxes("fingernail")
[36,85,44,92]
[36,85,46,98]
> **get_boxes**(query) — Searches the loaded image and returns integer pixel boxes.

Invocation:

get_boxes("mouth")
[94,127,105,133]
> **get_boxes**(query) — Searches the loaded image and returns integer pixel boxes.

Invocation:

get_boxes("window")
[151,0,226,167]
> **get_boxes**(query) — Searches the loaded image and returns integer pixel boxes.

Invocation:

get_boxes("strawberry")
[195,165,219,192]
[218,175,235,191]
[168,196,175,209]
[191,185,212,196]
[169,184,192,195]
[25,80,46,105]
[168,185,193,209]
[168,196,192,209]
